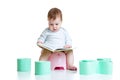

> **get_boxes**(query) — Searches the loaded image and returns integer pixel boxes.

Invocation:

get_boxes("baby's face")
[48,17,62,32]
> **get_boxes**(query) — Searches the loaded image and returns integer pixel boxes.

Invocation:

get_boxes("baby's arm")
[37,28,48,47]
[63,28,72,48]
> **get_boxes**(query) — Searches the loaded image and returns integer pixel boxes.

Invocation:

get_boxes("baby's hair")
[48,8,62,21]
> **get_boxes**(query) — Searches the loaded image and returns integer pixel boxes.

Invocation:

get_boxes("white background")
[0,0,120,80]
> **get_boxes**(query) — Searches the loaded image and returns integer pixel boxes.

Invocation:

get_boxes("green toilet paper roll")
[79,60,97,75]
[35,61,51,75]
[17,58,31,72]
[97,58,112,75]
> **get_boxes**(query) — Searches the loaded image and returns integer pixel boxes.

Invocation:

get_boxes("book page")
[37,43,54,52]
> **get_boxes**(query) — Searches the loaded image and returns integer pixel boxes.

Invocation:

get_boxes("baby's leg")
[65,50,77,71]
[39,49,52,61]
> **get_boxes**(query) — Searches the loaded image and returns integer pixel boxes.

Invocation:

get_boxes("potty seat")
[48,52,66,70]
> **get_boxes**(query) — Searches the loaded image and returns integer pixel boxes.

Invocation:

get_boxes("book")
[37,43,73,52]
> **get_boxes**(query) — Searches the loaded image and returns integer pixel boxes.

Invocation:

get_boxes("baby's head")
[47,8,62,32]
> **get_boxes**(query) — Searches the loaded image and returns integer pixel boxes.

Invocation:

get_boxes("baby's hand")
[37,41,44,48]
[64,45,72,48]
[37,41,43,46]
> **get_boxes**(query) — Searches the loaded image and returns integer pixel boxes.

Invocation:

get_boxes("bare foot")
[67,66,77,71]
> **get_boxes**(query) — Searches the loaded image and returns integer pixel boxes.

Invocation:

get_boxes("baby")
[37,8,77,71]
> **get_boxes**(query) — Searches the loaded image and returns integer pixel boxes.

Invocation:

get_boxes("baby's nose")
[53,25,57,29]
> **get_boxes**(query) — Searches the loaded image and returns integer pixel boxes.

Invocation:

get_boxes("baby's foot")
[67,66,77,71]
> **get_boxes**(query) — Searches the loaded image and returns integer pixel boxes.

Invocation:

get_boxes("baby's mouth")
[53,29,58,32]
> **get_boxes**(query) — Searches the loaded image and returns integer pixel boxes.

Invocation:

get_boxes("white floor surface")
[17,70,112,80]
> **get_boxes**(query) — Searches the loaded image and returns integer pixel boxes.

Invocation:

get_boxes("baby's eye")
[55,23,58,25]
[50,24,53,26]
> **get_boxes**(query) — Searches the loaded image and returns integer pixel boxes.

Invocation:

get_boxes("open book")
[37,43,74,52]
